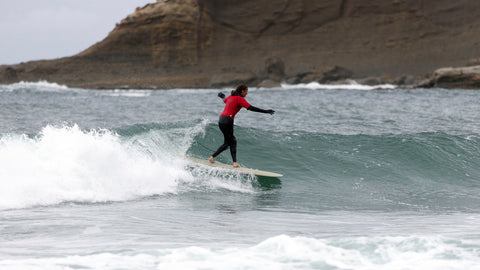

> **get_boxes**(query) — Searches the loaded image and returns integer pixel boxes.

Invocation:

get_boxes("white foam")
[99,89,153,97]
[174,88,222,94]
[281,81,397,90]
[0,121,257,210]
[0,80,69,92]
[183,163,256,194]
[0,125,191,210]
[1,235,478,270]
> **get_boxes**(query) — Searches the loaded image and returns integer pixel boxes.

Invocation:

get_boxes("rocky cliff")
[1,0,480,89]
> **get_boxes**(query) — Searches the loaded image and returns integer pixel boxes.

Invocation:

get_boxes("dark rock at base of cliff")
[416,66,480,89]
[257,79,281,88]
[319,66,354,84]
[2,67,18,82]
[356,77,385,86]
[209,71,259,88]
[393,75,416,86]
[286,72,324,84]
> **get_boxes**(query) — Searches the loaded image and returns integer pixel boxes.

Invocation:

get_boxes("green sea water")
[1,81,480,269]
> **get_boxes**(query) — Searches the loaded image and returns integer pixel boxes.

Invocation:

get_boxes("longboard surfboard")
[187,157,283,178]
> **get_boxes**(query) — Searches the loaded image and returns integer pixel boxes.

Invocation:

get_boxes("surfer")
[209,84,275,168]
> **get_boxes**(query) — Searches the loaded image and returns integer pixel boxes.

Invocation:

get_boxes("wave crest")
[0,80,69,92]
[0,125,190,210]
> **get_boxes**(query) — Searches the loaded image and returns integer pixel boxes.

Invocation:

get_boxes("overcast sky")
[0,0,154,65]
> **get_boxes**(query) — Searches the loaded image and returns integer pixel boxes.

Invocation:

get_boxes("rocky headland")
[1,0,480,89]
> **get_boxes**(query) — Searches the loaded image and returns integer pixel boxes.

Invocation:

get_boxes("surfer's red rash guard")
[212,92,274,162]
[220,95,251,119]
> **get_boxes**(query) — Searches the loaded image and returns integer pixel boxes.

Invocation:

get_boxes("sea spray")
[0,121,260,210]
[0,125,190,209]
[0,80,69,92]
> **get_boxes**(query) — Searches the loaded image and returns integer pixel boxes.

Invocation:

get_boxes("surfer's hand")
[266,109,275,115]
[218,92,225,99]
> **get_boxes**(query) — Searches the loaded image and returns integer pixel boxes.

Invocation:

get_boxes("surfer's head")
[231,84,248,97]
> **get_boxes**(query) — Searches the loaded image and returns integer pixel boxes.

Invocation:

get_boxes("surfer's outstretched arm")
[247,105,275,115]
[217,92,226,101]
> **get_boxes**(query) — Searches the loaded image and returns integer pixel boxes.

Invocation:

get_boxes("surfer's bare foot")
[208,156,215,163]
[233,162,241,168]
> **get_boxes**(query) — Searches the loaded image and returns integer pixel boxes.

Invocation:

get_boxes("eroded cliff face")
[1,0,480,88]
[79,0,213,67]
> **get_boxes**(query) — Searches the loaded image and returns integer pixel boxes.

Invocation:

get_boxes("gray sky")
[0,0,154,65]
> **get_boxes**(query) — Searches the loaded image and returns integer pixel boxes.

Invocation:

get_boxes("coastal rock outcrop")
[417,66,480,89]
[1,0,480,89]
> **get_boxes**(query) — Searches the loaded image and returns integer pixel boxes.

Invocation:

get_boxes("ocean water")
[1,81,480,269]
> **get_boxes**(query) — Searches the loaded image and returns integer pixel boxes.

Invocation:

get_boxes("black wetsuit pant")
[212,116,237,162]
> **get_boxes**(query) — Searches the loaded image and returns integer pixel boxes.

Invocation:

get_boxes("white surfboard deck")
[187,157,283,178]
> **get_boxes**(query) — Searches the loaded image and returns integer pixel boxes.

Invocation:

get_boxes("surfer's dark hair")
[231,84,248,96]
